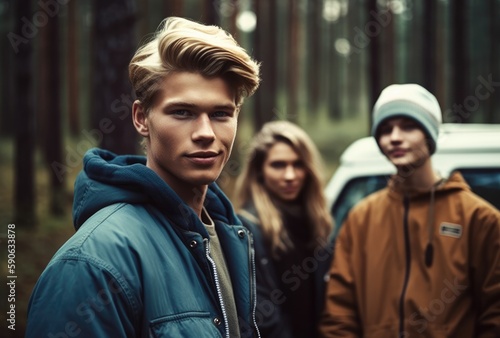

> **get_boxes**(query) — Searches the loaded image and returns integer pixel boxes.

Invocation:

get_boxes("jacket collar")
[387,171,469,200]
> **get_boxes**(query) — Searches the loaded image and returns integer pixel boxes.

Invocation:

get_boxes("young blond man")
[26,17,260,338]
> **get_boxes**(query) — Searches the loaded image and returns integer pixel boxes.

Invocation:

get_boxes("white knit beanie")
[371,83,442,155]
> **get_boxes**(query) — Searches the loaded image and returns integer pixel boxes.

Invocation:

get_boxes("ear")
[132,100,149,137]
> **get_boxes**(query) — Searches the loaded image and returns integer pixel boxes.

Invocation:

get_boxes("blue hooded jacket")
[26,148,260,338]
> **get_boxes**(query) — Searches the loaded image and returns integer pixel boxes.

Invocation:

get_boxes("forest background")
[1,0,500,336]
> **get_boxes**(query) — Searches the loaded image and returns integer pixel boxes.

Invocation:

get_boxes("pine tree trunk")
[91,0,138,154]
[14,0,35,226]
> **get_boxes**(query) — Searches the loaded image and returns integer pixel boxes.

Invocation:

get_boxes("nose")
[283,165,297,180]
[389,126,402,142]
[192,114,215,142]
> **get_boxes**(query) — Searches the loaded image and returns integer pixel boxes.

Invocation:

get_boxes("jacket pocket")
[150,311,223,338]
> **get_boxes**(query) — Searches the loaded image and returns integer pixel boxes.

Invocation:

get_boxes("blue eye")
[212,111,230,118]
[173,110,191,117]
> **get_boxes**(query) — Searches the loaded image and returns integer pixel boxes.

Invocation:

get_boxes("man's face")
[134,72,238,193]
[377,117,430,169]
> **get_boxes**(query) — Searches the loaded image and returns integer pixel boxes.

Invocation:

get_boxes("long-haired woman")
[235,120,334,338]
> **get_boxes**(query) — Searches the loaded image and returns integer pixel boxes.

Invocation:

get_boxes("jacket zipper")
[399,196,411,337]
[204,238,230,338]
[247,232,261,338]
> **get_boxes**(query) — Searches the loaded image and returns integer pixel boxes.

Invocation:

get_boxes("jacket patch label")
[439,223,462,238]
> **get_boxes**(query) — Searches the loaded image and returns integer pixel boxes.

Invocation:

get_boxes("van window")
[331,175,387,237]
[331,169,500,237]
[459,168,500,209]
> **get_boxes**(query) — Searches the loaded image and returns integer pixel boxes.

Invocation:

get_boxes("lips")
[282,185,300,194]
[187,151,219,158]
[389,148,407,157]
[185,151,220,165]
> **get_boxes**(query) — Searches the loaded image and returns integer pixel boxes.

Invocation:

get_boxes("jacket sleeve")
[25,254,140,338]
[239,215,294,338]
[319,215,361,338]
[470,204,500,337]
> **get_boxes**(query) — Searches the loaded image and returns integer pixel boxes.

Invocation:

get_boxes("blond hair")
[235,121,333,256]
[129,17,260,112]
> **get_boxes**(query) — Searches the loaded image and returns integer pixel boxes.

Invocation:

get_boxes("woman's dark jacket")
[238,203,334,338]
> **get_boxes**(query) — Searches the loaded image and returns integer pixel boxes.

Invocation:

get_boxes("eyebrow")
[381,117,413,126]
[269,158,301,163]
[163,101,236,110]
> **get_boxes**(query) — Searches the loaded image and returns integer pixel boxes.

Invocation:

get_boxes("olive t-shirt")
[202,208,241,338]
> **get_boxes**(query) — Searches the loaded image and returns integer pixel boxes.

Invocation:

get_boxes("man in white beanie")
[319,84,500,337]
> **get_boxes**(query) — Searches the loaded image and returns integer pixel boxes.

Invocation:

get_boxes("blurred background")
[0,0,499,336]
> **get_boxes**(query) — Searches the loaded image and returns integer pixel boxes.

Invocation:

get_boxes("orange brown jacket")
[319,171,500,338]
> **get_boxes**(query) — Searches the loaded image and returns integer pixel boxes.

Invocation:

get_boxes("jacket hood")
[73,148,240,231]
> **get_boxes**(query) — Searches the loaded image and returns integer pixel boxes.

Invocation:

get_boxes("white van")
[324,123,500,234]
